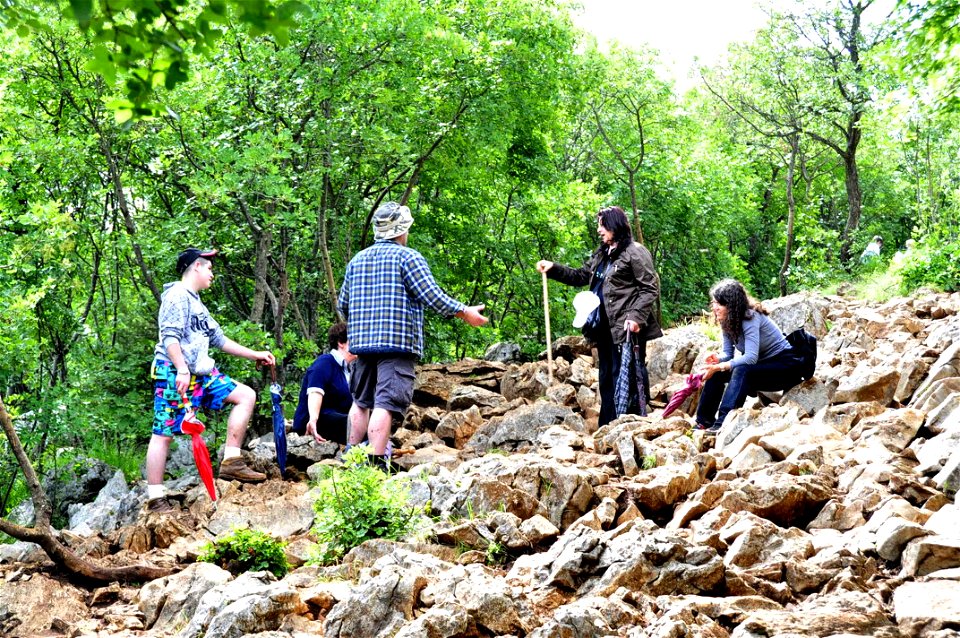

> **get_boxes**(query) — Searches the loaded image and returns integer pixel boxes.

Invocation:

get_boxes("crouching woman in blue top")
[694,279,806,431]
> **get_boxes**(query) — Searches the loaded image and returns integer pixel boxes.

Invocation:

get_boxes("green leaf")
[68,0,94,28]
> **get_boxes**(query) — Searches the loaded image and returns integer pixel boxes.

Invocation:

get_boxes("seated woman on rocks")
[694,279,806,432]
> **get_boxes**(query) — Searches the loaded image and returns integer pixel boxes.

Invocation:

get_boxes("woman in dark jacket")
[694,279,806,431]
[537,206,662,426]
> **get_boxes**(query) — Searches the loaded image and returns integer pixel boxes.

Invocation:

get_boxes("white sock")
[223,446,241,460]
[147,484,166,500]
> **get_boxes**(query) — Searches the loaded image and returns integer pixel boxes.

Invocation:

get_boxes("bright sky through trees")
[572,0,897,90]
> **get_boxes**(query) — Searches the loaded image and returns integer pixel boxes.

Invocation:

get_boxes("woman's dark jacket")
[548,241,663,345]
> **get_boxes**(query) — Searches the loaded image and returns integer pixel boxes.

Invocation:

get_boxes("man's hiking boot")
[219,457,266,483]
[145,496,180,514]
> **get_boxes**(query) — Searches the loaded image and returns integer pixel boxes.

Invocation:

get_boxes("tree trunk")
[779,139,799,296]
[98,137,161,303]
[250,229,272,324]
[0,396,174,584]
[839,149,862,264]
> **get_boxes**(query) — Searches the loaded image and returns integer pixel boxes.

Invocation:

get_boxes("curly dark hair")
[597,206,633,248]
[709,279,767,342]
[327,322,348,352]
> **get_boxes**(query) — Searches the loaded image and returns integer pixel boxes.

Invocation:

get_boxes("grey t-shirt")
[154,282,226,375]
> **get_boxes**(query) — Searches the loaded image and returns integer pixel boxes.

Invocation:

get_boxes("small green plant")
[540,477,553,498]
[308,445,419,565]
[485,540,507,566]
[641,454,658,470]
[198,527,289,578]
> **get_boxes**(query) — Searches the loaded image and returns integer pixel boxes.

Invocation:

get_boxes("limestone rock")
[138,561,233,629]
[447,384,505,412]
[894,580,960,637]
[484,342,521,363]
[901,536,960,577]
[833,361,900,405]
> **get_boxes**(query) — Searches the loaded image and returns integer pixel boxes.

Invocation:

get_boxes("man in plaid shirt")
[339,202,487,469]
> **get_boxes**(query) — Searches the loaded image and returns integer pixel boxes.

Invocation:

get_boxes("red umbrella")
[661,372,704,418]
[179,398,217,501]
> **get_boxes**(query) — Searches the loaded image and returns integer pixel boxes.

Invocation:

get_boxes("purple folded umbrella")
[662,372,704,418]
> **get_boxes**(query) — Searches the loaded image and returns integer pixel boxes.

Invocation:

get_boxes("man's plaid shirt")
[338,240,464,358]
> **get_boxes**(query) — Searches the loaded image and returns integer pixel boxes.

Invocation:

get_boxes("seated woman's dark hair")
[327,322,348,351]
[709,279,766,342]
[598,206,633,248]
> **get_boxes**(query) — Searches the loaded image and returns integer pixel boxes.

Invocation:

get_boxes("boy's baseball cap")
[176,248,219,275]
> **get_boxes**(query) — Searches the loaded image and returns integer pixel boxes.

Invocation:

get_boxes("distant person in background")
[291,322,356,445]
[338,202,488,471]
[860,235,883,263]
[537,206,662,426]
[893,239,916,267]
[694,279,806,432]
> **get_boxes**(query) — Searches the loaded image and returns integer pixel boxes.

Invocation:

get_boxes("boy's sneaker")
[145,496,180,514]
[219,457,267,483]
[694,422,720,432]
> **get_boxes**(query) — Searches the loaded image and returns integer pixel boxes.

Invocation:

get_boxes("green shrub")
[308,445,420,565]
[899,238,960,293]
[198,527,289,578]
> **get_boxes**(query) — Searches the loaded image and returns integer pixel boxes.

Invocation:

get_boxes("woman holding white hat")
[536,206,662,426]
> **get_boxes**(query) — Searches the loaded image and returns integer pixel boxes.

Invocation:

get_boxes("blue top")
[720,312,790,369]
[292,352,352,432]
[338,239,465,357]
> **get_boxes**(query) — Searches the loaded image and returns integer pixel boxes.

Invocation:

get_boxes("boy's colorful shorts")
[151,358,237,437]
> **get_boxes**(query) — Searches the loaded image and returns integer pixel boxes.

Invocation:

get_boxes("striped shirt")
[338,240,464,358]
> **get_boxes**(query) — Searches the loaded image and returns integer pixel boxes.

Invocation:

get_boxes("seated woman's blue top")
[720,312,790,369]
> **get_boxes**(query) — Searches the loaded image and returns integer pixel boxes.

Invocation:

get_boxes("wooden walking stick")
[542,270,553,385]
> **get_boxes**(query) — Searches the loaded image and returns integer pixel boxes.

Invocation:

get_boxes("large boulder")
[732,589,894,636]
[324,550,450,638]
[414,359,508,407]
[763,293,830,337]
[833,360,900,405]
[137,561,233,629]
[178,571,302,638]
[463,402,585,454]
[68,469,143,536]
[205,480,315,538]
[0,572,89,637]
[716,469,834,528]
[500,360,572,402]
[483,342,521,363]
[18,451,116,527]
[418,454,598,530]
[645,327,715,386]
[893,580,960,637]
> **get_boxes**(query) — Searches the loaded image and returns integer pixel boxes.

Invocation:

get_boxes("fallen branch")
[0,395,174,583]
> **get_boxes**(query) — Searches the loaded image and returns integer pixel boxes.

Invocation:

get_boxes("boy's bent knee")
[226,383,256,406]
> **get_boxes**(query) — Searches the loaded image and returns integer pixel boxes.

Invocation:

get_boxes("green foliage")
[641,454,658,471]
[485,540,507,566]
[198,527,290,578]
[1,0,312,118]
[308,445,419,565]
[893,0,960,110]
[899,237,960,293]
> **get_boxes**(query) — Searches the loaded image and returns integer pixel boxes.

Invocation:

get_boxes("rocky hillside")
[2,291,960,638]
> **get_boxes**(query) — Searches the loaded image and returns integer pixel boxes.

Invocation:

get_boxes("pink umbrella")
[662,372,704,418]
[179,398,217,502]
